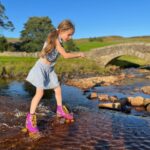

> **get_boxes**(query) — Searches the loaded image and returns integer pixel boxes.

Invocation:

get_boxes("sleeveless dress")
[26,38,62,89]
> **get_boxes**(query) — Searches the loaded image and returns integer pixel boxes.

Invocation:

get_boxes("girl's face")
[59,29,74,42]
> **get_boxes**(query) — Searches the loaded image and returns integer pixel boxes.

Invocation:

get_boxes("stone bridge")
[86,43,150,67]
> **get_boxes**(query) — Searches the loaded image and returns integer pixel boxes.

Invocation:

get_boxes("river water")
[0,68,150,150]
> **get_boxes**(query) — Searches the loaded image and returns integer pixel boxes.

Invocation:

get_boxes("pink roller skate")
[25,113,39,133]
[22,113,41,139]
[57,105,74,123]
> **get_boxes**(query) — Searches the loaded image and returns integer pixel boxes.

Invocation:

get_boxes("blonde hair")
[40,20,75,57]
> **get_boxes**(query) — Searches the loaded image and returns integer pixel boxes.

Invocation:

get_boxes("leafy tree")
[0,1,14,31]
[65,39,80,52]
[20,17,54,52]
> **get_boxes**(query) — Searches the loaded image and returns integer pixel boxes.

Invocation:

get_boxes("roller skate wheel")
[65,119,70,123]
[71,119,74,123]
[21,128,28,133]
[29,132,42,139]
[65,119,74,123]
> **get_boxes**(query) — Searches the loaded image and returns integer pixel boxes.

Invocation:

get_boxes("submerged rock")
[87,92,97,99]
[66,75,123,89]
[146,104,150,112]
[99,102,121,110]
[141,86,150,95]
[98,94,109,101]
[144,98,150,106]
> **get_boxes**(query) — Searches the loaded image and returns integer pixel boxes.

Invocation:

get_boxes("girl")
[25,20,85,133]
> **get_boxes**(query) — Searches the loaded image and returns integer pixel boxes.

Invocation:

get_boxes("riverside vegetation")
[0,36,149,79]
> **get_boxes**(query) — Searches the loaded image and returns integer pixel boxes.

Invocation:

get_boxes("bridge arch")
[86,43,150,67]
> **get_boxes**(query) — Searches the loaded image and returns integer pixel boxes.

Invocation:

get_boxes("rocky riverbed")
[0,68,150,150]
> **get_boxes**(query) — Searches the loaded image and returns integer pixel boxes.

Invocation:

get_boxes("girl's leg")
[54,85,73,120]
[30,88,44,114]
[26,88,44,133]
[54,85,63,106]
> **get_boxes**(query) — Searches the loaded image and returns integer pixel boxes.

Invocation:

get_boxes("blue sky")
[1,0,150,39]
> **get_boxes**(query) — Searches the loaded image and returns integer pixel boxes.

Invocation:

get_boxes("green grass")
[75,41,119,51]
[0,54,148,79]
[74,36,150,51]
[55,57,106,75]
[119,55,148,65]
[0,56,37,76]
[0,56,107,78]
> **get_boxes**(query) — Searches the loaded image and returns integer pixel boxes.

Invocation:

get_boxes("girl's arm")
[55,39,85,59]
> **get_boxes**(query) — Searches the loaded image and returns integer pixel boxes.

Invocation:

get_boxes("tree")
[0,1,14,31]
[20,17,54,52]
[65,39,80,52]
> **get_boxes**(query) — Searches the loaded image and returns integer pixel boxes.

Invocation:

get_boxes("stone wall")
[0,51,39,57]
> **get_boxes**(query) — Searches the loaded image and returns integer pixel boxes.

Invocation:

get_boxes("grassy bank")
[0,55,147,79]
[56,57,107,75]
[0,56,107,79]
[0,56,37,78]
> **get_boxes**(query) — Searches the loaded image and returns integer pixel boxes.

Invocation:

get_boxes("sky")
[1,0,150,39]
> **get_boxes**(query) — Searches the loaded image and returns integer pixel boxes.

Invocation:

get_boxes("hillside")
[6,37,20,43]
[74,36,150,51]
[7,36,150,51]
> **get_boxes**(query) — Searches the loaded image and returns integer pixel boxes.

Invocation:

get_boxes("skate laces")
[31,114,37,127]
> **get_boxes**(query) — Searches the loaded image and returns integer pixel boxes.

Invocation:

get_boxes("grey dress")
[26,38,62,89]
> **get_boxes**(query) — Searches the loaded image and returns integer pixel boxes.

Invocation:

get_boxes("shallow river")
[0,68,150,150]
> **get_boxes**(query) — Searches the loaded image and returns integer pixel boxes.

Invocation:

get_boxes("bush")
[0,36,8,52]
[65,39,80,52]
[7,43,16,51]
[89,37,103,42]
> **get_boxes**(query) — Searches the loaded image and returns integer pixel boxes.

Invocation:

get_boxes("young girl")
[25,20,85,133]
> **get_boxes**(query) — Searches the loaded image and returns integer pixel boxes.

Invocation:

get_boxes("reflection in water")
[0,80,55,99]
[0,80,29,98]
[0,68,150,149]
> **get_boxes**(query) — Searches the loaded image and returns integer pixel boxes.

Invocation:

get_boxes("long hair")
[40,20,75,57]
